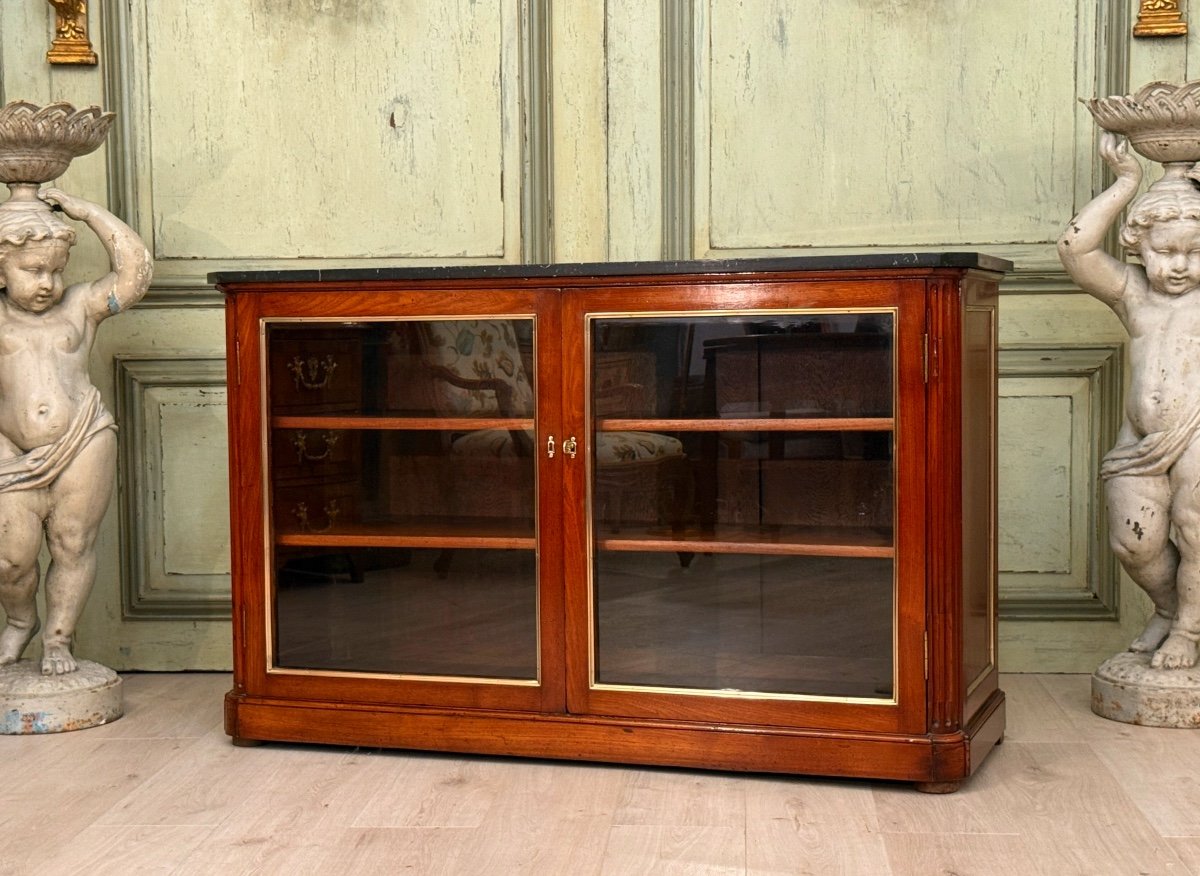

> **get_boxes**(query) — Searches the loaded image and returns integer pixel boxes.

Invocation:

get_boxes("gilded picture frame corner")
[1133,0,1189,37]
[46,0,99,66]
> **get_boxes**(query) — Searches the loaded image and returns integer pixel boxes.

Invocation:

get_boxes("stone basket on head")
[1083,80,1200,166]
[0,100,115,212]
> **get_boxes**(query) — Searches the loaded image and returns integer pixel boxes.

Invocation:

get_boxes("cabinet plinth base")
[223,688,1005,790]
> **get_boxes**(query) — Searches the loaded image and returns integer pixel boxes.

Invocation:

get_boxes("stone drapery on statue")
[0,386,114,493]
[1100,404,1200,480]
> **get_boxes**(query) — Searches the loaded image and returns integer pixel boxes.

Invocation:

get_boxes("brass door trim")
[258,314,545,686]
[582,307,902,707]
[266,666,540,687]
[590,680,895,707]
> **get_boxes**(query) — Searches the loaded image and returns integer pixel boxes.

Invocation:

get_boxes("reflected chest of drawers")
[213,253,1009,792]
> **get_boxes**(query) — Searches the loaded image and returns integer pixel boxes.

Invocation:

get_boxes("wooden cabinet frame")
[215,255,1008,792]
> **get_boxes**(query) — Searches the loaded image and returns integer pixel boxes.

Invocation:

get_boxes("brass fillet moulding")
[1134,0,1188,37]
[46,0,98,65]
[582,306,903,706]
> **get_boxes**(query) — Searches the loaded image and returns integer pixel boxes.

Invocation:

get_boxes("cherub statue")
[1058,131,1200,669]
[0,187,151,675]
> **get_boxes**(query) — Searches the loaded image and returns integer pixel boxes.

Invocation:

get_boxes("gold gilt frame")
[1134,0,1188,36]
[46,0,98,65]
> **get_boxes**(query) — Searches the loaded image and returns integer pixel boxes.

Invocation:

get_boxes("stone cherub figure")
[0,187,151,675]
[1058,130,1200,670]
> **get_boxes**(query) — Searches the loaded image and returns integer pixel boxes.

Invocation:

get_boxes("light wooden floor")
[2,673,1198,875]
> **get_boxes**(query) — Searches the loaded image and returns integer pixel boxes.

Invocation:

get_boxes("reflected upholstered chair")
[387,321,690,562]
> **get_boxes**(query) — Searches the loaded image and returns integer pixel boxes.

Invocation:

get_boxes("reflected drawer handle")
[288,354,339,390]
[292,430,340,464]
[292,499,341,533]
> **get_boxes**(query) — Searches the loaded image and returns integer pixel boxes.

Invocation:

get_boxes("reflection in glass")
[265,318,539,681]
[701,431,893,535]
[267,319,536,417]
[270,428,535,538]
[589,311,896,700]
[589,312,893,420]
[594,553,894,698]
[275,548,538,679]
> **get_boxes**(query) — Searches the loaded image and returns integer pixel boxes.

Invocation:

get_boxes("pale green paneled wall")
[702,2,1075,255]
[2,1,1198,671]
[144,4,514,260]
[112,0,527,274]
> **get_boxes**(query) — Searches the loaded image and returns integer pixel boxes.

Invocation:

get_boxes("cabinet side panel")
[962,278,1000,719]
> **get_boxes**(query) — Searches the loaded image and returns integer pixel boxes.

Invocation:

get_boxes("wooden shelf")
[273,415,535,431]
[276,517,536,550]
[272,415,891,434]
[598,417,893,432]
[594,524,894,558]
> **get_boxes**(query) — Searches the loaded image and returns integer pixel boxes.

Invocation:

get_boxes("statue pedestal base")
[1092,651,1200,728]
[0,660,122,734]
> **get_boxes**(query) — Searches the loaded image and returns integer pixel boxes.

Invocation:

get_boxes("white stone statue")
[1063,81,1200,726]
[0,101,151,679]
[1058,129,1200,672]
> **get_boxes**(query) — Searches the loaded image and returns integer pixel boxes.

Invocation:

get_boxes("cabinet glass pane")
[267,319,535,417]
[270,429,535,537]
[265,319,539,680]
[593,553,893,698]
[590,312,892,420]
[589,312,895,700]
[275,547,537,678]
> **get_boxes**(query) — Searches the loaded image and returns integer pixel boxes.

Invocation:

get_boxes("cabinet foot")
[914,780,960,794]
[231,736,264,747]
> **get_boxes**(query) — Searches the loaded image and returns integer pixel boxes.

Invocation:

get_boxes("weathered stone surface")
[1063,80,1200,680]
[1092,651,1200,728]
[0,100,152,678]
[0,659,122,733]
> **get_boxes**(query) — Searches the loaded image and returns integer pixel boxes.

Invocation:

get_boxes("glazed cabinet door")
[561,278,928,733]
[226,287,565,712]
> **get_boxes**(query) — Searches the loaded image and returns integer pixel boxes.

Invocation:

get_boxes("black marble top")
[208,252,1012,286]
